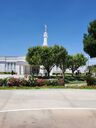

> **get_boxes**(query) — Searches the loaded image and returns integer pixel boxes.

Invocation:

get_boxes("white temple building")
[0,25,95,78]
[0,56,31,75]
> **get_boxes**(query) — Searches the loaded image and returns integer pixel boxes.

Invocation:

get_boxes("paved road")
[0,89,96,128]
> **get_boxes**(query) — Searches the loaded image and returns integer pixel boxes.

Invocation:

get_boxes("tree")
[26,46,55,78]
[40,46,55,77]
[67,54,87,76]
[88,65,96,76]
[83,20,96,58]
[26,45,68,82]
[26,46,42,75]
[53,45,68,85]
[26,46,42,65]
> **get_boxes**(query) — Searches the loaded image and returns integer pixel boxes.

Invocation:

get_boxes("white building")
[0,56,31,75]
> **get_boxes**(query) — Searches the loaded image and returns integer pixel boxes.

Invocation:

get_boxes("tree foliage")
[52,45,68,85]
[88,65,96,74]
[83,20,96,58]
[67,54,87,75]
[54,45,68,71]
[26,46,42,65]
[26,45,68,83]
[40,46,55,77]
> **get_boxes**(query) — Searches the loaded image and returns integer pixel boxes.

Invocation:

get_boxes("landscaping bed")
[0,74,96,90]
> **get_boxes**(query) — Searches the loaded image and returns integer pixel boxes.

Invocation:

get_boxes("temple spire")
[45,25,47,32]
[43,25,48,46]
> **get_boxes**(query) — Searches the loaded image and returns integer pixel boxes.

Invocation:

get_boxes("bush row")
[85,74,96,86]
[0,76,64,87]
[0,75,96,87]
[0,72,16,74]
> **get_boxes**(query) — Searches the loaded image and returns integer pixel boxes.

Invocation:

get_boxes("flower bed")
[7,78,21,87]
[0,75,93,87]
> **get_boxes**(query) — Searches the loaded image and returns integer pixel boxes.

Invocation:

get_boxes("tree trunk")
[47,68,50,79]
[62,71,65,86]
[47,71,50,78]
[72,70,74,76]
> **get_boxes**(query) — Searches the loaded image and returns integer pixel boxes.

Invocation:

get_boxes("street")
[0,89,96,128]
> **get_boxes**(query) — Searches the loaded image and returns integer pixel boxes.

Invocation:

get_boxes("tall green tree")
[67,54,87,75]
[26,46,55,77]
[53,45,68,85]
[26,45,68,82]
[26,46,42,65]
[83,20,96,58]
[40,46,55,77]
[88,65,96,75]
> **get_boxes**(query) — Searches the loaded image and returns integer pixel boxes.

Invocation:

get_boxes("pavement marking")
[0,108,96,113]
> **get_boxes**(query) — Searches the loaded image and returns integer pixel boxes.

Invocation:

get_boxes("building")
[0,56,31,75]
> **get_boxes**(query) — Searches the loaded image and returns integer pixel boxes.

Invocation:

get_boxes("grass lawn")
[64,73,85,84]
[0,84,96,90]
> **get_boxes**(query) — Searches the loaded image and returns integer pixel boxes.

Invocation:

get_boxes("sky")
[0,0,96,56]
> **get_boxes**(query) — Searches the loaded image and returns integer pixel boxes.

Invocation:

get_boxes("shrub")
[19,79,28,86]
[28,75,37,87]
[46,80,58,86]
[58,79,64,86]
[0,79,3,86]
[7,78,21,87]
[0,72,16,74]
[36,79,47,86]
[85,74,96,86]
[0,78,8,87]
[52,73,62,76]
[2,78,8,86]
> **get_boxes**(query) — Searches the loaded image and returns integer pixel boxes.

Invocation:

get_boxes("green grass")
[64,74,85,84]
[0,84,96,90]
